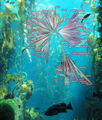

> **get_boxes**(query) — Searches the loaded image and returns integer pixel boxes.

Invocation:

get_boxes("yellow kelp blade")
[0,12,5,18]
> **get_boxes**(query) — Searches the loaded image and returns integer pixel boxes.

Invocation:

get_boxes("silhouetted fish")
[81,13,91,23]
[45,102,72,116]
[6,0,9,3]
[10,1,15,4]
[35,107,40,110]
[93,91,102,99]
[21,47,26,54]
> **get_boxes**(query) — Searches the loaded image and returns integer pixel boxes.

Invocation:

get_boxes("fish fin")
[67,102,72,110]
[81,19,83,23]
[61,103,66,106]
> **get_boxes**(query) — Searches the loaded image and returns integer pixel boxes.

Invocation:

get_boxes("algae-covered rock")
[0,98,24,120]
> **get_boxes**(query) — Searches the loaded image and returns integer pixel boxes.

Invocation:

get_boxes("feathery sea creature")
[59,10,90,48]
[25,8,92,85]
[26,9,90,61]
[56,50,93,85]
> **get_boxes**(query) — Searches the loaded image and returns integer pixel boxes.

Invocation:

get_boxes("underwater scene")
[0,0,102,120]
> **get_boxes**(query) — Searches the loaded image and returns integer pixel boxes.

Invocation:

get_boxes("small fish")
[6,0,9,3]
[81,13,91,23]
[35,107,40,110]
[21,47,26,54]
[45,102,72,116]
[10,1,15,4]
[93,91,102,99]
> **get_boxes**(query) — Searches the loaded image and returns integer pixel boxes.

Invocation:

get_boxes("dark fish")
[21,47,26,54]
[45,102,72,116]
[4,93,15,99]
[35,107,40,110]
[10,1,15,4]
[93,91,102,99]
[21,46,31,54]
[6,0,9,3]
[81,13,91,23]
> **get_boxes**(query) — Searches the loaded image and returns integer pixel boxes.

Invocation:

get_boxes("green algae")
[0,98,24,120]
[0,0,46,120]
[85,0,102,119]
[0,18,15,81]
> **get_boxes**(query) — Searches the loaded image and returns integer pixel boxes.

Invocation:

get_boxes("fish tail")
[67,102,72,110]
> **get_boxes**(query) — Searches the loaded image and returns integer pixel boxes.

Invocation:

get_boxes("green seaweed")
[85,0,102,119]
[0,0,46,120]
[0,98,24,120]
[25,108,46,120]
[18,0,25,21]
[0,18,15,81]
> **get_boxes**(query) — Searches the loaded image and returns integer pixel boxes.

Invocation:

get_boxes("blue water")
[26,0,94,120]
[0,0,97,119]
